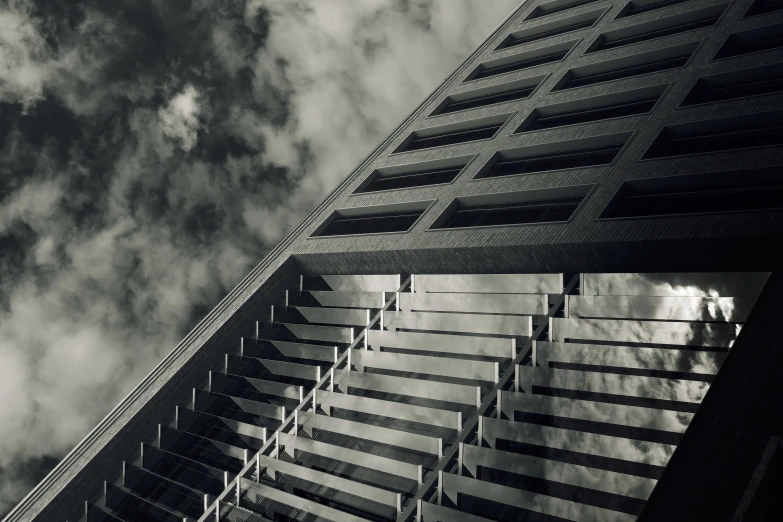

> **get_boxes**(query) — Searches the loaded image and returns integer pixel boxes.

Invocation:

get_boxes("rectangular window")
[431,185,593,229]
[517,84,665,133]
[466,41,576,81]
[525,0,601,20]
[496,8,605,50]
[599,168,783,219]
[616,0,695,19]
[714,23,783,59]
[745,0,783,17]
[586,3,726,53]
[680,62,783,106]
[553,42,697,91]
[475,132,632,179]
[312,202,431,237]
[394,115,508,153]
[354,156,470,194]
[643,110,783,158]
[433,77,543,116]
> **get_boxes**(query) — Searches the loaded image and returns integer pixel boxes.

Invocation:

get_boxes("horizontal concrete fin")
[415,274,562,294]
[368,329,514,358]
[385,310,531,336]
[536,340,726,375]
[480,416,675,467]
[333,369,477,406]
[353,349,497,382]
[500,390,692,433]
[581,272,769,297]
[441,471,637,522]
[461,443,656,500]
[400,292,547,314]
[277,433,421,481]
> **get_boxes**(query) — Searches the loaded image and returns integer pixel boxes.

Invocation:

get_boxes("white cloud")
[0,1,51,109]
[158,85,202,152]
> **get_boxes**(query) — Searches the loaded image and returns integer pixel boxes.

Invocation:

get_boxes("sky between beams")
[0,0,520,514]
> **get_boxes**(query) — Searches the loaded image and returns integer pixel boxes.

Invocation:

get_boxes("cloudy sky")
[0,0,522,513]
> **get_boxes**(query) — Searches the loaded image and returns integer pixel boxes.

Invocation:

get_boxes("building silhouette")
[4,0,783,520]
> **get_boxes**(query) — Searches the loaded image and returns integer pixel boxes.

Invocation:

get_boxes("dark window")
[600,168,783,218]
[357,166,463,193]
[395,123,504,153]
[434,85,536,115]
[525,0,600,20]
[496,10,603,50]
[470,48,571,81]
[477,145,623,179]
[432,187,592,229]
[616,0,694,19]
[745,0,783,17]
[315,207,426,236]
[556,53,691,91]
[643,111,783,158]
[439,197,583,228]
[714,23,783,59]
[681,63,783,106]
[588,4,725,53]
[520,94,660,132]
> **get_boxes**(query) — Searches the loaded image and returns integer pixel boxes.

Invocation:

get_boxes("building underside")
[4,0,783,520]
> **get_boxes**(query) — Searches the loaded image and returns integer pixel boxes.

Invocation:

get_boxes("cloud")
[0,0,520,515]
[0,1,51,109]
[158,85,202,152]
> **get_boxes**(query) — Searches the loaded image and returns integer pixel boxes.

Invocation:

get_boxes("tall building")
[5,0,783,521]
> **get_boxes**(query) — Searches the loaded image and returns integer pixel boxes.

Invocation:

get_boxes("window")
[525,0,601,20]
[744,0,783,17]
[643,110,783,158]
[394,115,509,153]
[599,168,783,218]
[431,185,593,229]
[516,84,666,133]
[586,3,726,53]
[466,41,576,81]
[312,201,430,237]
[433,77,543,116]
[680,62,783,106]
[714,23,783,59]
[616,0,695,19]
[495,8,605,50]
[475,132,632,179]
[553,42,697,91]
[354,157,470,194]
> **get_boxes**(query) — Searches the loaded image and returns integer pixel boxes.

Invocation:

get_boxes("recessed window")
[466,41,576,81]
[525,0,601,20]
[714,23,783,59]
[600,168,783,218]
[312,201,430,237]
[553,42,697,91]
[433,77,543,116]
[475,132,632,179]
[354,157,470,194]
[681,62,783,106]
[516,84,666,133]
[586,3,726,53]
[744,0,783,17]
[394,115,509,153]
[643,110,783,158]
[431,185,593,229]
[616,0,696,19]
[496,8,605,50]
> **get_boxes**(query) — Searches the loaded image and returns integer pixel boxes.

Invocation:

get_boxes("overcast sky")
[0,0,521,514]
